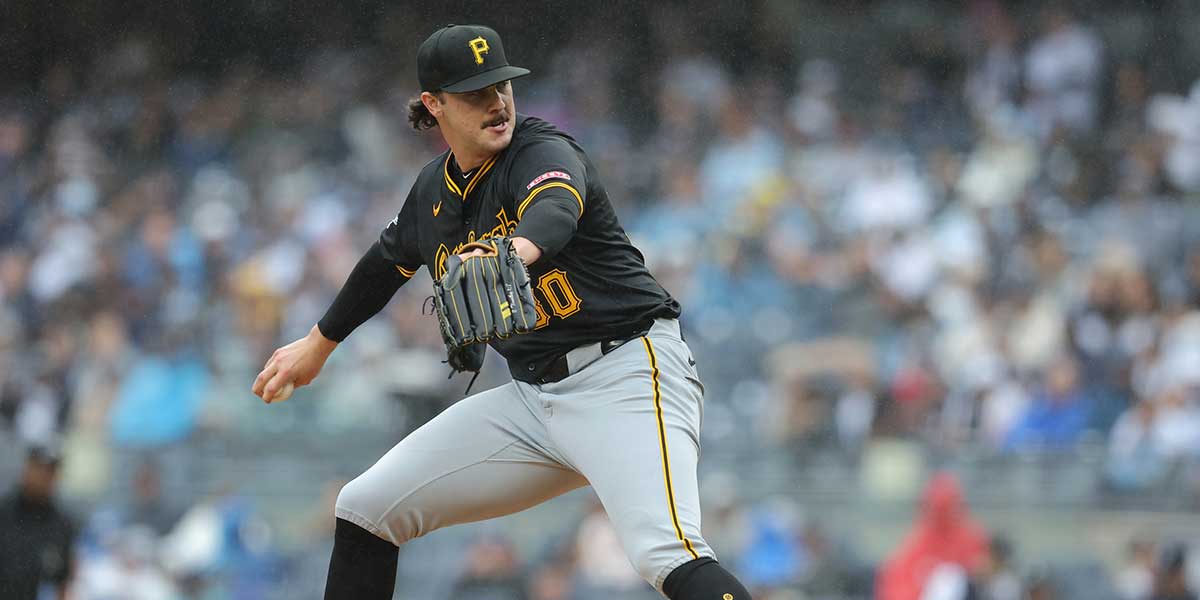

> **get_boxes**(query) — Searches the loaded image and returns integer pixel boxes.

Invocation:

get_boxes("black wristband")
[317,241,408,342]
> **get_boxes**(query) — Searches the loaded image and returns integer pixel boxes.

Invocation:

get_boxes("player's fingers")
[266,381,295,404]
[252,366,272,396]
[263,369,292,401]
[252,362,278,397]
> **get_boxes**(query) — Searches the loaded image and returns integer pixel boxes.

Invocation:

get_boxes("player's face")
[437,81,516,164]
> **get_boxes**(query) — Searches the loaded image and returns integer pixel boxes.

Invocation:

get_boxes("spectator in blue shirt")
[1005,356,1093,451]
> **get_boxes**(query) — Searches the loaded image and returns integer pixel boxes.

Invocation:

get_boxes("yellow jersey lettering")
[528,269,583,329]
[431,211,518,279]
[533,297,551,329]
[435,243,450,279]
[537,269,582,318]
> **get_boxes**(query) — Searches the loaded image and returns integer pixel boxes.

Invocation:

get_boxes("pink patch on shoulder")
[526,171,571,190]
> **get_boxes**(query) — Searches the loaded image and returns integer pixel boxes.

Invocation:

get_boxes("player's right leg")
[324,381,586,600]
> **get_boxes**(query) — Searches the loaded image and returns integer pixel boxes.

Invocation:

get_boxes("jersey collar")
[443,153,499,200]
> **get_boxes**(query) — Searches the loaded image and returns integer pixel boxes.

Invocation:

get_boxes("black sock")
[662,557,753,600]
[324,517,399,600]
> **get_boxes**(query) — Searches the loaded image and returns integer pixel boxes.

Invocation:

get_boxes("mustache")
[482,112,509,129]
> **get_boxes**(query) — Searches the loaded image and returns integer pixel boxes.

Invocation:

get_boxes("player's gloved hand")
[447,343,486,373]
[433,236,539,350]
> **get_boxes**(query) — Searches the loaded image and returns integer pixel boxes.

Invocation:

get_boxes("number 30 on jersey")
[533,268,581,329]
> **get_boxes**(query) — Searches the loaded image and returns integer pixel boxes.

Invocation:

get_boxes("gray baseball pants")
[334,318,713,591]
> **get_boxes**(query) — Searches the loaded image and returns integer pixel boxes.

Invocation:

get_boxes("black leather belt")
[536,331,648,385]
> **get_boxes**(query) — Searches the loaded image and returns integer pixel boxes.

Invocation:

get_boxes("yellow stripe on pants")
[641,336,700,560]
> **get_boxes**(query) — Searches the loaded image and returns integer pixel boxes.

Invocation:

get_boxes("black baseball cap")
[418,24,531,93]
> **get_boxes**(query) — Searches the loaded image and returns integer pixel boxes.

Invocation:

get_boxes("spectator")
[571,500,655,599]
[1147,79,1200,193]
[971,535,1022,600]
[955,108,1038,210]
[1025,569,1059,600]
[124,459,182,537]
[980,377,1031,450]
[1116,538,1157,600]
[840,152,932,235]
[1107,400,1169,491]
[0,443,77,600]
[1004,357,1093,451]
[1151,386,1200,459]
[877,473,988,600]
[737,499,808,591]
[451,536,529,600]
[108,331,209,448]
[74,525,178,600]
[1151,544,1196,600]
[1023,8,1104,138]
[0,108,35,248]
[835,372,878,450]
[963,2,1019,116]
[799,523,870,598]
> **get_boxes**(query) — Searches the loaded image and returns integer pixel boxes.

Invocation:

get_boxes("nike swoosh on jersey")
[433,200,442,216]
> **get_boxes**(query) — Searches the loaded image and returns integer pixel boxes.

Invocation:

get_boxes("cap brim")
[441,66,531,93]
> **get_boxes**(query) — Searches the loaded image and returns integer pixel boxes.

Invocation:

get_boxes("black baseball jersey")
[379,114,680,382]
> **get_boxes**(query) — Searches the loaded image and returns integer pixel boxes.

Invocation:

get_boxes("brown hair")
[407,92,441,130]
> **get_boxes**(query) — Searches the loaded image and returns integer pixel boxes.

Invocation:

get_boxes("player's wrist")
[510,236,542,265]
[309,324,340,354]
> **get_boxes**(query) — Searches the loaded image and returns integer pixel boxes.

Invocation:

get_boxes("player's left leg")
[324,380,587,599]
[540,319,752,599]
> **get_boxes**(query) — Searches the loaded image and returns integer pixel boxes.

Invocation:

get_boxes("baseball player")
[252,24,752,600]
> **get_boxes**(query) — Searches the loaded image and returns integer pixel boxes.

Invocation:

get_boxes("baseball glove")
[433,237,539,359]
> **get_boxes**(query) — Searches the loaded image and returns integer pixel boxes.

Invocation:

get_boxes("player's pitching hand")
[457,236,541,265]
[252,324,339,404]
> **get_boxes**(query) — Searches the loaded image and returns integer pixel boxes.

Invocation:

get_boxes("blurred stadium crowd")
[1,1,1200,599]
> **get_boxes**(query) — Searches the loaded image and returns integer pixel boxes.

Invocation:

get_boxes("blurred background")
[1,0,1199,598]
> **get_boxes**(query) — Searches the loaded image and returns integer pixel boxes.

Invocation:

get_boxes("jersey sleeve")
[509,137,587,259]
[379,187,424,278]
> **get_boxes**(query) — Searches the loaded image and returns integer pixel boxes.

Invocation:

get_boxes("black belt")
[536,330,649,385]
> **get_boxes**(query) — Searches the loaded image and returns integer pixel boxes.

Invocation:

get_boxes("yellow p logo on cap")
[469,37,489,64]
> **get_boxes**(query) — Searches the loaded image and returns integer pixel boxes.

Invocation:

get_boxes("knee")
[334,477,401,543]
[334,476,425,546]
[334,476,372,520]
